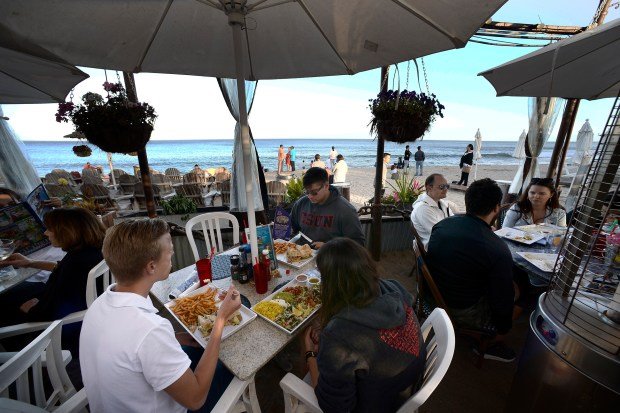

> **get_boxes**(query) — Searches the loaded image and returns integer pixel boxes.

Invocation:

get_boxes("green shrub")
[160,194,197,221]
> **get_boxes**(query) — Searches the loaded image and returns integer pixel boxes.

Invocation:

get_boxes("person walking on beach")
[278,144,285,174]
[414,146,425,176]
[329,146,338,169]
[285,147,292,171]
[332,154,348,183]
[290,146,297,171]
[457,144,474,186]
[404,145,411,169]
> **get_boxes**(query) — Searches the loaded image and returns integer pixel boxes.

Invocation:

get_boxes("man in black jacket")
[426,178,516,362]
[414,146,425,176]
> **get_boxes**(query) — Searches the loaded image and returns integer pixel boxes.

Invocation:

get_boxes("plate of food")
[165,284,256,347]
[495,227,545,245]
[252,277,321,334]
[516,252,559,272]
[273,233,317,268]
[516,223,565,236]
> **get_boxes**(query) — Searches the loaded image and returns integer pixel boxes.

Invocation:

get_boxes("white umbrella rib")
[247,0,296,12]
[391,0,464,47]
[134,0,175,73]
[296,0,354,75]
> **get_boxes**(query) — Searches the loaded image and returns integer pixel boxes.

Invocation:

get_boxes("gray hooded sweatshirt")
[291,186,365,245]
[315,279,426,413]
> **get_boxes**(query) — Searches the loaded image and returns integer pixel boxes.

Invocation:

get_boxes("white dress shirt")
[411,193,456,248]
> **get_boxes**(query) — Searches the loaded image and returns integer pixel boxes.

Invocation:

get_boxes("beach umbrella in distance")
[512,130,527,159]
[571,119,594,165]
[0,0,508,262]
[473,128,482,180]
[0,25,88,104]
[478,18,620,100]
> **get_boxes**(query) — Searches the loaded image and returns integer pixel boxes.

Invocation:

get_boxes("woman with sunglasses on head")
[303,238,426,413]
[503,178,567,228]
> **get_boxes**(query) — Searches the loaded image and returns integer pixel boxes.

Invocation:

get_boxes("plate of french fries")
[165,283,256,347]
[273,233,317,269]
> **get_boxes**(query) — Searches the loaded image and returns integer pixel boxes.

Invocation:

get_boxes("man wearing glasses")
[291,167,365,249]
[410,174,458,248]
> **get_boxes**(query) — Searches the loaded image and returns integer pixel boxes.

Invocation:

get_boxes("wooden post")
[555,100,581,187]
[123,72,157,218]
[370,66,389,261]
[546,99,579,180]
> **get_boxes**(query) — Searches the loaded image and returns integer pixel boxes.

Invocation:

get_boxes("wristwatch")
[305,351,317,361]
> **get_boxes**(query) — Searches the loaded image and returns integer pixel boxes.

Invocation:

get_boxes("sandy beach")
[265,164,521,211]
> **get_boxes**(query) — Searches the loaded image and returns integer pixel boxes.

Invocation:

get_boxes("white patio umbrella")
[0,25,88,104]
[512,129,527,159]
[571,119,594,165]
[473,128,482,180]
[0,0,507,261]
[479,18,620,100]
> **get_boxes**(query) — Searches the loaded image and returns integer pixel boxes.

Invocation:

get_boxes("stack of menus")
[0,185,52,255]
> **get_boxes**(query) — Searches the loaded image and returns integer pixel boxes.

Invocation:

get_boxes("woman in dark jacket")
[304,238,426,413]
[457,144,475,186]
[0,207,105,325]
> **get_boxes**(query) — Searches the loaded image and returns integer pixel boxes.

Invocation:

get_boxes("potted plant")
[160,194,198,223]
[284,177,305,207]
[56,82,157,154]
[369,89,444,143]
[72,144,92,157]
[386,175,425,211]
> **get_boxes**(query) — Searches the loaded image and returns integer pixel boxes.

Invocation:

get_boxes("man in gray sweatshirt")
[291,167,365,248]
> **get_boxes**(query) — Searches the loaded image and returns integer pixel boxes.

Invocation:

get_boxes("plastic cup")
[196,258,212,286]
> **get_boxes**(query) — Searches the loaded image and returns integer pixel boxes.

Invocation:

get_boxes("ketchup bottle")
[261,249,272,281]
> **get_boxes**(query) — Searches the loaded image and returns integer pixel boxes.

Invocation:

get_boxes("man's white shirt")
[411,193,457,248]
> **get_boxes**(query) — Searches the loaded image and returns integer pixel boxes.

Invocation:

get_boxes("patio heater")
[507,93,620,411]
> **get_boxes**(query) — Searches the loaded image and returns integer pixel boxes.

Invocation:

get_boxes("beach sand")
[265,164,521,211]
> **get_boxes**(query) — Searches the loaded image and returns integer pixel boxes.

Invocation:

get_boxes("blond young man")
[80,218,240,412]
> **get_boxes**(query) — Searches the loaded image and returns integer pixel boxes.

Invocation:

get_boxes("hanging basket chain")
[406,61,410,90]
[421,58,430,95]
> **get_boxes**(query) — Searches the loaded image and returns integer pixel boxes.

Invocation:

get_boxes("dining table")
[504,240,554,287]
[0,245,66,294]
[150,246,317,382]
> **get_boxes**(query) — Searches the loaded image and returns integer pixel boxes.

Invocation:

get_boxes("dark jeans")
[182,345,234,413]
[290,161,296,171]
[458,172,470,186]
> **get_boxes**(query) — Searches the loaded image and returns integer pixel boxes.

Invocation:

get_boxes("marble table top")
[151,250,316,381]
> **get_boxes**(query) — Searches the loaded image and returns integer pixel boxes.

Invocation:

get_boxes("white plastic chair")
[185,212,240,261]
[211,375,261,413]
[0,320,88,412]
[0,260,113,355]
[279,308,455,413]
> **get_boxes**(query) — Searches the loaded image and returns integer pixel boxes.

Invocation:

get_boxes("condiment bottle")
[261,249,272,281]
[230,254,240,281]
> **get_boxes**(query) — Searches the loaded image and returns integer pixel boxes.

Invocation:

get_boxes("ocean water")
[20,138,580,175]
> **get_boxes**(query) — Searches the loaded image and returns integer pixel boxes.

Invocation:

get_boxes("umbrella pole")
[123,72,157,218]
[230,15,259,264]
[370,66,389,261]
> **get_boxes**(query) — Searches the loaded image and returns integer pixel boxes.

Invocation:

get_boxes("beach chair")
[151,174,175,196]
[266,180,287,207]
[69,171,82,185]
[279,307,455,413]
[44,183,77,199]
[133,182,162,210]
[45,170,73,186]
[81,183,118,211]
[165,167,183,184]
[82,173,104,186]
[176,183,207,208]
[183,171,208,187]
[411,240,496,368]
[112,168,127,182]
[118,174,139,195]
[0,321,89,412]
[220,180,231,206]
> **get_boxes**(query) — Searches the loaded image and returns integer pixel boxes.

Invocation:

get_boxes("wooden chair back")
[176,183,206,207]
[220,180,231,206]
[266,180,287,206]
[119,174,139,194]
[81,184,117,211]
[411,240,450,318]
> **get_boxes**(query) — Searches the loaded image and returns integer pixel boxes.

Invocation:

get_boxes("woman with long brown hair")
[503,177,566,228]
[0,207,106,325]
[303,238,426,413]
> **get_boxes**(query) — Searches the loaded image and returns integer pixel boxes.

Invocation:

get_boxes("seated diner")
[503,177,567,228]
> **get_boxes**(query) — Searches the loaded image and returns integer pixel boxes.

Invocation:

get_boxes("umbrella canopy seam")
[134,0,175,73]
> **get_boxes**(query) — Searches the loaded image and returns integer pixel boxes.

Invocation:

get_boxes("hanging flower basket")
[369,90,444,143]
[72,144,92,157]
[56,82,157,154]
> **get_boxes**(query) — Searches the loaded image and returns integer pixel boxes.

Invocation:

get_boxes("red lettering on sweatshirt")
[379,305,420,356]
[300,212,334,229]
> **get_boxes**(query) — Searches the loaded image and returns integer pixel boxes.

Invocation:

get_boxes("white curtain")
[509,97,563,194]
[0,106,41,198]
[217,79,264,212]
[512,130,526,159]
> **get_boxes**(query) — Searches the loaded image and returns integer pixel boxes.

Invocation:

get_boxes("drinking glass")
[546,234,563,254]
[0,239,17,279]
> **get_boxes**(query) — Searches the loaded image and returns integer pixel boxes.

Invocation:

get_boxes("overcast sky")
[4,0,619,142]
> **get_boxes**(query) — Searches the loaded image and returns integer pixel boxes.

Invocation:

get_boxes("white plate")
[273,235,317,269]
[495,227,545,245]
[165,284,256,348]
[252,278,321,334]
[516,252,559,272]
[515,224,565,236]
